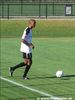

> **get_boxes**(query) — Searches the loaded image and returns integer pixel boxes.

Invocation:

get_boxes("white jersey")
[20,27,32,54]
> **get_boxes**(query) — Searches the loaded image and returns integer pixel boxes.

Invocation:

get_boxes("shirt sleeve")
[22,30,26,39]
[22,28,30,40]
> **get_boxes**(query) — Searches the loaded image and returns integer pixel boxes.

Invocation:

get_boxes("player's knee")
[30,59,32,66]
[27,59,30,66]
[27,59,32,66]
[24,59,28,64]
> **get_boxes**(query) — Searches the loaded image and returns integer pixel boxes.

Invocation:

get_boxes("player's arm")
[21,28,35,49]
[22,39,34,49]
[21,28,30,46]
[21,39,30,46]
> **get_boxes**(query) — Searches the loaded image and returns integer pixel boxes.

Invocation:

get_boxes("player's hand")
[32,44,35,49]
[29,43,35,49]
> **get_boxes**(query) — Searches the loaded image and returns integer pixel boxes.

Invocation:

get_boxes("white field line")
[0,76,61,100]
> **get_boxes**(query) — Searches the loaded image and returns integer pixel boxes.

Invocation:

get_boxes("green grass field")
[1,20,75,37]
[1,37,75,100]
[0,20,75,100]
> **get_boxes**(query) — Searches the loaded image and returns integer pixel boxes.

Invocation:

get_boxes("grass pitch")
[1,20,75,37]
[0,38,75,100]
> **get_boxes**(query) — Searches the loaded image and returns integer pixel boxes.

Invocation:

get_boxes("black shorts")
[23,53,32,59]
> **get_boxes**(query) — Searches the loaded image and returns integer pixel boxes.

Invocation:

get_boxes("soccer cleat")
[23,77,29,80]
[9,67,14,77]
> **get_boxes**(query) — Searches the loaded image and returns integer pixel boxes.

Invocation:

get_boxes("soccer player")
[9,19,36,80]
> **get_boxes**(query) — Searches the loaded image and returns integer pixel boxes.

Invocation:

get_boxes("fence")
[0,0,75,3]
[0,2,75,19]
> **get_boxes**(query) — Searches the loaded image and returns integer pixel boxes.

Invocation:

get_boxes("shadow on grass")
[63,75,75,78]
[2,74,75,87]
[30,74,75,80]
[6,74,75,80]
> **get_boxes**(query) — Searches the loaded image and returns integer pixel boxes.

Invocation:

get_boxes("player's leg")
[9,53,27,76]
[23,53,32,79]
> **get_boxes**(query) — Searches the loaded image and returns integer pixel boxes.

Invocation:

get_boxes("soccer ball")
[56,70,64,78]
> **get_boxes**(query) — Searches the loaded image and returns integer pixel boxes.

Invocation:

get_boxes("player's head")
[28,19,36,29]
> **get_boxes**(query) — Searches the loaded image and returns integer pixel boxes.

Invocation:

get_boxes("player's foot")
[23,77,29,80]
[9,67,14,77]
